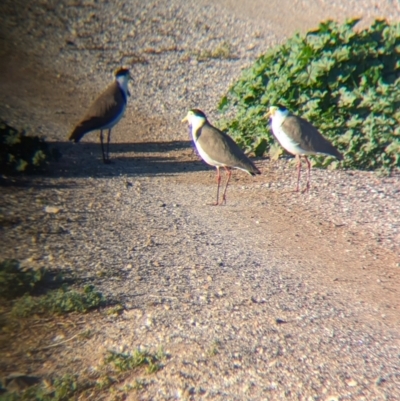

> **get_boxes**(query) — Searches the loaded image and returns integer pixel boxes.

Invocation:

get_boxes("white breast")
[189,116,225,167]
[194,139,224,167]
[271,118,311,156]
[273,124,308,155]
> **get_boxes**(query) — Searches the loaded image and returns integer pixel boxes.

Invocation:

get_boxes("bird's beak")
[264,110,271,119]
[181,115,188,123]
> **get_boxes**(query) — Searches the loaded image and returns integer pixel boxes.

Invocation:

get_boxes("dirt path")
[1,0,400,399]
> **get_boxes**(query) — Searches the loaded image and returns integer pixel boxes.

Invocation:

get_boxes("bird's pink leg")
[220,167,232,205]
[295,155,302,192]
[302,156,311,193]
[214,167,221,206]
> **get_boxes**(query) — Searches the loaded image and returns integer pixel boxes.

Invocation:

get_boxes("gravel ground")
[0,0,400,400]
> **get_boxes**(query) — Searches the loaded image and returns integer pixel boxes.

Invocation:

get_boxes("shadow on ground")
[1,140,211,185]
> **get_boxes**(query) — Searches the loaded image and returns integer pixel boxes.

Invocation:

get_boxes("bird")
[265,105,343,192]
[182,109,261,205]
[68,67,132,164]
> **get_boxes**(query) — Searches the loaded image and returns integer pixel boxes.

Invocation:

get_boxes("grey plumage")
[266,105,343,192]
[69,67,132,163]
[69,81,127,143]
[281,115,343,160]
[182,109,261,205]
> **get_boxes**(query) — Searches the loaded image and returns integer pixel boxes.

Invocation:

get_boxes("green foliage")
[0,259,47,300]
[105,348,165,374]
[0,374,83,401]
[0,259,104,316]
[0,120,60,174]
[207,339,222,357]
[0,350,165,400]
[11,285,105,317]
[195,41,236,61]
[44,375,81,401]
[1,348,165,399]
[218,19,400,171]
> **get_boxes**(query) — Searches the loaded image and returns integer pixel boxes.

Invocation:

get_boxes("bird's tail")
[249,165,262,176]
[68,125,87,143]
[332,148,344,161]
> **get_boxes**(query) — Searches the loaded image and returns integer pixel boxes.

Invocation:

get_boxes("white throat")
[189,115,206,140]
[272,109,289,128]
[116,75,130,98]
[270,108,307,156]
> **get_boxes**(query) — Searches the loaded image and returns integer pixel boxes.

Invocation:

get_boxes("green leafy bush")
[218,19,400,171]
[105,348,164,374]
[12,285,105,317]
[0,120,60,174]
[0,374,83,401]
[0,259,48,300]
[0,349,165,400]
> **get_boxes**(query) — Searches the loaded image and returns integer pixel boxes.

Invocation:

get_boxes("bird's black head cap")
[114,67,131,77]
[190,109,207,119]
[276,104,288,112]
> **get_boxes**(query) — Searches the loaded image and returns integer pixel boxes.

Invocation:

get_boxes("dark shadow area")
[0,374,41,394]
[46,140,209,179]
[0,176,78,189]
[61,139,194,154]
[0,139,212,184]
[108,140,195,153]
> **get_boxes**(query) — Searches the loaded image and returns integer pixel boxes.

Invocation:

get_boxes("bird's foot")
[208,198,224,206]
[217,197,227,206]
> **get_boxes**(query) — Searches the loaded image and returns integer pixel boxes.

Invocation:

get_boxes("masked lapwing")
[265,105,343,192]
[182,109,261,205]
[69,67,132,164]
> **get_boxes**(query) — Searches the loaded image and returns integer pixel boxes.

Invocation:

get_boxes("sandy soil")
[0,0,399,399]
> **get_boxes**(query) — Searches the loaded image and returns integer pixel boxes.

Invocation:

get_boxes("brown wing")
[69,81,126,142]
[282,115,343,160]
[197,123,261,175]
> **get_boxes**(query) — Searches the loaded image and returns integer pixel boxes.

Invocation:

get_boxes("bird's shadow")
[0,140,211,187]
